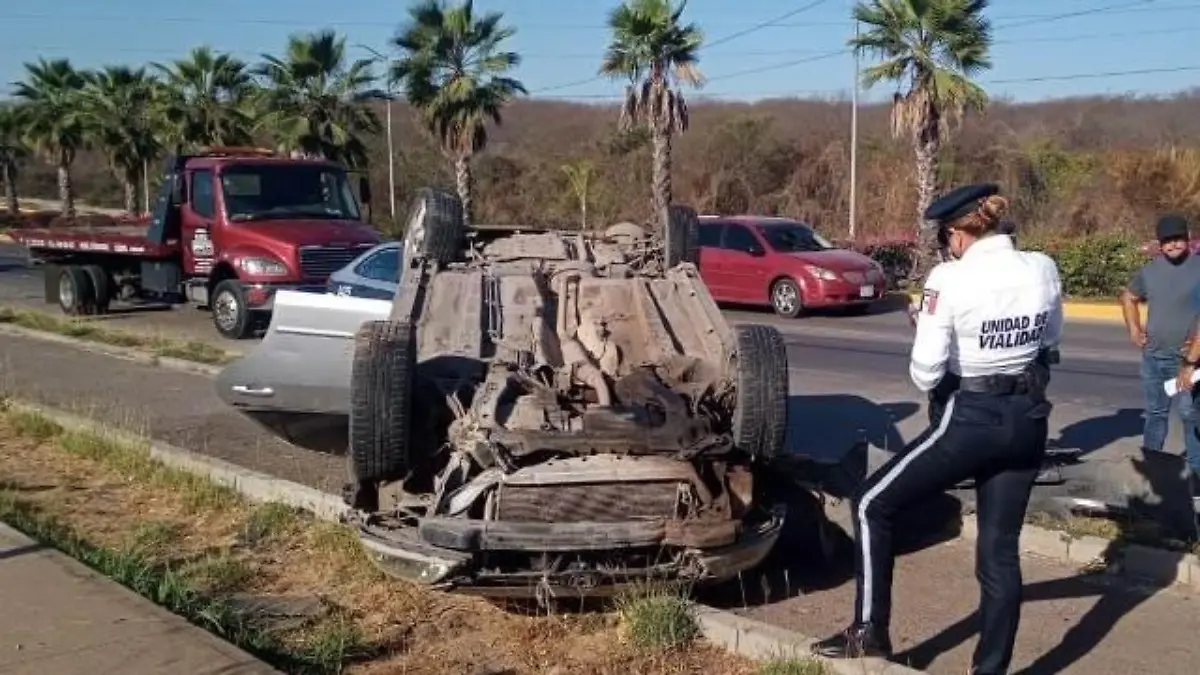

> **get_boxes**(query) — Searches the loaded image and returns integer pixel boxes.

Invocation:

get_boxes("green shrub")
[1032,233,1143,299]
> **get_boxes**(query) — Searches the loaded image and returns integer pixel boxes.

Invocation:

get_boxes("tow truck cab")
[24,147,383,339]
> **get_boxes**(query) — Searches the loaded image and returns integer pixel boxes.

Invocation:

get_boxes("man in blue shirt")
[1121,215,1200,487]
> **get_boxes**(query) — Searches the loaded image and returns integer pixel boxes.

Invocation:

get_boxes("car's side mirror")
[359,176,372,205]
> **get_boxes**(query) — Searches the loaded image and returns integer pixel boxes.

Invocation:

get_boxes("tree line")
[0,0,1175,278]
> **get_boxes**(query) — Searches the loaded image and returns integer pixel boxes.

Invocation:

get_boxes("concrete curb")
[826,496,1199,593]
[696,606,925,674]
[6,399,924,673]
[906,292,1128,323]
[0,321,223,378]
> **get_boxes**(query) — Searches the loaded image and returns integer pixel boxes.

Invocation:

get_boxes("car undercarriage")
[218,187,794,599]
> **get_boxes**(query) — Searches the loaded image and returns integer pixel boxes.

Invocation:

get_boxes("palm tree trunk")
[57,160,75,218]
[652,125,672,234]
[2,163,18,215]
[911,122,942,282]
[455,154,473,227]
[123,180,137,214]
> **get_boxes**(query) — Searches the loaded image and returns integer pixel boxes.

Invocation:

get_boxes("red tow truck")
[11,147,383,339]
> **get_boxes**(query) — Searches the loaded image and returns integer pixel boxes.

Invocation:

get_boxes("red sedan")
[696,215,887,318]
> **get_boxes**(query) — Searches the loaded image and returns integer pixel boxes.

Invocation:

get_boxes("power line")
[994,0,1166,29]
[530,1,835,94]
[9,25,1200,62]
[529,64,1200,101]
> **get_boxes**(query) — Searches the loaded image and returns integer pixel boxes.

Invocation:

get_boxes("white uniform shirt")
[909,235,1064,392]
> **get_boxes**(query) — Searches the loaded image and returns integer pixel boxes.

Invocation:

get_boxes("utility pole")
[356,44,397,223]
[849,18,860,241]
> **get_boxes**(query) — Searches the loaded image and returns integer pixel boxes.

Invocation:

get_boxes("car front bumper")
[354,504,787,595]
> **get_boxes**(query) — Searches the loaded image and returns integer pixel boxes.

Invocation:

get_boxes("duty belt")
[958,374,1031,395]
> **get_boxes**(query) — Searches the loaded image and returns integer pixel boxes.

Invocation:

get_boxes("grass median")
[0,401,829,674]
[0,305,232,365]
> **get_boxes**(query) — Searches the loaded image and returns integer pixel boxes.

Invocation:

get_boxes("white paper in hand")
[1163,369,1200,396]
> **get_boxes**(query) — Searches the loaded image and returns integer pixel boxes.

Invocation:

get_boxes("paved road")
[1,325,1196,675]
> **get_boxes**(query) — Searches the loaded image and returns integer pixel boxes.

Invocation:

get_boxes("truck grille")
[496,482,681,523]
[298,245,372,280]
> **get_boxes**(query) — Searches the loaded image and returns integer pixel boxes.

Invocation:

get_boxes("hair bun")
[978,195,1009,224]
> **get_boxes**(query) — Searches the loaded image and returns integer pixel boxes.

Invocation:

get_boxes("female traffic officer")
[813,184,1064,675]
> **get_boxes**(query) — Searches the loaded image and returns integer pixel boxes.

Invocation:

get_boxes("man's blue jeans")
[1141,349,1200,473]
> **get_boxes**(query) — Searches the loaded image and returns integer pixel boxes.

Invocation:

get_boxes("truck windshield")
[759,223,834,253]
[220,164,362,222]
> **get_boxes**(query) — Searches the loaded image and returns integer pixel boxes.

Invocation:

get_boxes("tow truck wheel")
[81,264,112,314]
[730,324,789,461]
[57,266,96,316]
[211,279,253,340]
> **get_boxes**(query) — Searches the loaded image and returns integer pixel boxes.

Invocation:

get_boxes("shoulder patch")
[921,289,940,314]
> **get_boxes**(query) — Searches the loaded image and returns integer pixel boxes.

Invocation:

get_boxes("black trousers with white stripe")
[852,389,1049,674]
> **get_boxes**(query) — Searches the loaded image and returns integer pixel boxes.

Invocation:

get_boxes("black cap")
[1156,214,1189,241]
[923,183,1000,225]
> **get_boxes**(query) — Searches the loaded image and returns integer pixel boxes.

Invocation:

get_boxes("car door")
[720,223,773,303]
[181,169,216,276]
[695,222,730,299]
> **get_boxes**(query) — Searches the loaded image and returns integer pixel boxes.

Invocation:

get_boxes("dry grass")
[1025,511,1198,555]
[0,404,757,675]
[0,305,232,365]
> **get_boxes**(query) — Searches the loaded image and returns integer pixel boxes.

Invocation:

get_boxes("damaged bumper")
[353,504,786,595]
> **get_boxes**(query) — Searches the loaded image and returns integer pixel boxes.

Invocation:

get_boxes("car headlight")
[239,257,289,276]
[804,265,838,281]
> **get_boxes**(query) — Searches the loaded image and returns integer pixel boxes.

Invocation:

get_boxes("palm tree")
[561,159,595,229]
[849,0,993,278]
[391,0,527,225]
[11,58,89,216]
[152,46,258,149]
[600,0,703,230]
[254,30,381,168]
[82,66,165,213]
[0,105,29,215]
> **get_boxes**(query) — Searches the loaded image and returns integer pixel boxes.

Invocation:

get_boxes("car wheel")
[664,204,700,268]
[730,324,789,462]
[211,279,253,340]
[81,264,112,314]
[57,266,96,316]
[404,187,464,266]
[348,319,416,494]
[770,278,803,318]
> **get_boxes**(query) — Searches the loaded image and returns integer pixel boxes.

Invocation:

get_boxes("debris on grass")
[0,406,756,674]
[0,305,234,365]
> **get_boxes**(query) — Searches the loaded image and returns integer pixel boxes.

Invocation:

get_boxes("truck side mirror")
[359,176,372,206]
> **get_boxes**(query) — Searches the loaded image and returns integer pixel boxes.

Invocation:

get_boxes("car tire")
[770,278,804,318]
[81,264,112,314]
[731,324,789,462]
[56,266,96,316]
[211,279,253,340]
[404,187,464,266]
[664,204,700,268]
[348,319,416,490]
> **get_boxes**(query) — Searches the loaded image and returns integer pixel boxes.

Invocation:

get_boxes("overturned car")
[217,188,792,597]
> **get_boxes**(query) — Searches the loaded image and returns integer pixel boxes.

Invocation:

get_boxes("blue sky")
[0,0,1195,104]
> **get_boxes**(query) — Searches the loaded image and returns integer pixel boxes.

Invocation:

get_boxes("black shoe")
[811,622,893,659]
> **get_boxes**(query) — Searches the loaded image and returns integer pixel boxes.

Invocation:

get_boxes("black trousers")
[852,389,1049,675]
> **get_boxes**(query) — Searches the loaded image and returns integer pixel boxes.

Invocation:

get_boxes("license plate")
[859,285,874,298]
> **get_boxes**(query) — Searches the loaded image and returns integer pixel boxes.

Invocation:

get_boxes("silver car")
[326,241,403,300]
[217,187,790,598]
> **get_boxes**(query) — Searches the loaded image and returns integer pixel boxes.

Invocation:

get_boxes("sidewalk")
[0,523,278,675]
